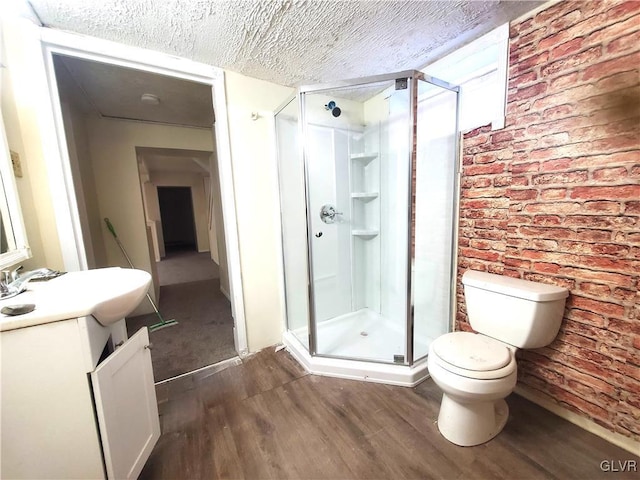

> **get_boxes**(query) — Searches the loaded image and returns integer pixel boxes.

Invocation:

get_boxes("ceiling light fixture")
[140,93,160,105]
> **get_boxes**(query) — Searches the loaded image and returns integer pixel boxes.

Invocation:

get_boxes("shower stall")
[276,71,460,385]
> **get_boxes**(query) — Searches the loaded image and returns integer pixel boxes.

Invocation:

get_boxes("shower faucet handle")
[320,204,342,224]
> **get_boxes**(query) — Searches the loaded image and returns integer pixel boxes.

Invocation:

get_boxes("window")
[421,24,509,132]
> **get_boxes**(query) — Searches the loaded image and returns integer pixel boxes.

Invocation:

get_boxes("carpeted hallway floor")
[127,250,236,382]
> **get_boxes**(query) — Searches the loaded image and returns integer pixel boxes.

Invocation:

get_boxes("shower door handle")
[320,204,342,224]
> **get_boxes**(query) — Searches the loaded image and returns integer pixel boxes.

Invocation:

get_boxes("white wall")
[60,102,107,268]
[224,71,294,352]
[85,116,214,314]
[0,17,63,271]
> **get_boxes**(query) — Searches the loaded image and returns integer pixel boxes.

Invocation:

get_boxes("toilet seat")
[430,332,516,380]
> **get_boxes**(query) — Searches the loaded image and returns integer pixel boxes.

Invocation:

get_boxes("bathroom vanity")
[0,268,159,479]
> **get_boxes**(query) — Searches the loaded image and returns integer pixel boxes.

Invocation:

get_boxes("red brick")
[532,262,561,273]
[592,167,628,181]
[511,162,539,174]
[612,287,638,303]
[583,201,622,215]
[607,29,640,55]
[493,176,512,187]
[462,188,508,199]
[625,201,640,215]
[532,215,562,226]
[541,104,574,121]
[570,296,626,317]
[463,163,506,176]
[578,282,612,296]
[532,171,588,185]
[566,309,607,327]
[540,188,567,200]
[562,266,635,287]
[578,255,636,272]
[582,51,640,81]
[518,226,575,239]
[472,177,492,188]
[548,8,583,33]
[511,70,538,86]
[608,318,640,336]
[576,229,613,242]
[522,202,582,215]
[510,52,550,76]
[540,46,603,78]
[588,11,640,46]
[558,241,630,257]
[550,37,585,60]
[549,71,580,91]
[566,215,637,230]
[507,189,538,200]
[570,185,640,200]
[460,248,501,262]
[510,82,549,103]
[464,124,492,139]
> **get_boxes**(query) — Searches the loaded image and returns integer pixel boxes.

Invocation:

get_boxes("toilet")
[427,270,569,447]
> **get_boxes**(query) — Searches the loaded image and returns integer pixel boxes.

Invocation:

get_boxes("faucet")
[0,268,51,300]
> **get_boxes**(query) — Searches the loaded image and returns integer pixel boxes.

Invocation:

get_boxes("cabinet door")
[91,327,160,480]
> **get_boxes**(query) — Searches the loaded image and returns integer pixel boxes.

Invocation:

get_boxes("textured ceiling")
[29,0,543,88]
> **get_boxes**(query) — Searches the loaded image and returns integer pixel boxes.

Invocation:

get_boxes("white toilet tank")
[462,270,569,349]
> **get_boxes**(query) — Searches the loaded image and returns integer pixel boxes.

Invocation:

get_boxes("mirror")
[0,111,31,269]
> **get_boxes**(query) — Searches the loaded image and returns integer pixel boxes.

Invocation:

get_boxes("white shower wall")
[307,125,353,322]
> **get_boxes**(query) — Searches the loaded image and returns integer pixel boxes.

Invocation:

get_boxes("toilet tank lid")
[462,270,569,301]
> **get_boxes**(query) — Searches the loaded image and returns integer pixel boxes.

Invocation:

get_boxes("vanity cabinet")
[0,316,159,479]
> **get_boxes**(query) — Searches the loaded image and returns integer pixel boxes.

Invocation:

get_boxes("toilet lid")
[432,332,511,371]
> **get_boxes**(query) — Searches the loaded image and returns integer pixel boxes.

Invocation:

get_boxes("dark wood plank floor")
[143,348,639,480]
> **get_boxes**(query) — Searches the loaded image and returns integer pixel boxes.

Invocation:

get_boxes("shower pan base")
[283,330,429,387]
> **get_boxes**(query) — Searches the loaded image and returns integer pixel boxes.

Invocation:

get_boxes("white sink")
[78,268,152,326]
[0,267,152,331]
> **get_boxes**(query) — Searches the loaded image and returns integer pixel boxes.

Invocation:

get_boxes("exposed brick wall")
[457,0,640,442]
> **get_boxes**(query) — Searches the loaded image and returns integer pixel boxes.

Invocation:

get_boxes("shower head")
[325,100,341,118]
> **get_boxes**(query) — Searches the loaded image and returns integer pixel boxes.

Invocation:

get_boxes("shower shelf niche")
[351,229,379,239]
[350,152,378,165]
[351,192,379,202]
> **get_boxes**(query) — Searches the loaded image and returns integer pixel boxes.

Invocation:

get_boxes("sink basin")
[85,268,152,326]
[0,267,152,331]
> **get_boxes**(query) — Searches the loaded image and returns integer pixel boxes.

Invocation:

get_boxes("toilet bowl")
[427,332,517,446]
[428,270,569,447]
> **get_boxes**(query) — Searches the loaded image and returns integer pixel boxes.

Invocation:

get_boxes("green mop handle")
[104,217,135,269]
[103,217,165,320]
[105,217,118,238]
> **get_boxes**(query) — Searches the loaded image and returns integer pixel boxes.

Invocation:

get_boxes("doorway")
[158,186,197,253]
[48,50,242,382]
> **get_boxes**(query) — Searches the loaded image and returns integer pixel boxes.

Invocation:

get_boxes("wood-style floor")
[143,349,639,480]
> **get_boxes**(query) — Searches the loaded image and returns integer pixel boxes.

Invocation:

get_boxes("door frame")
[35,26,249,355]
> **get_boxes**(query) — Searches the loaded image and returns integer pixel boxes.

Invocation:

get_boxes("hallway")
[127,250,236,382]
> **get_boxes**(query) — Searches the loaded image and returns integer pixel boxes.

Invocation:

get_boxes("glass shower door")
[302,77,411,363]
[412,77,460,360]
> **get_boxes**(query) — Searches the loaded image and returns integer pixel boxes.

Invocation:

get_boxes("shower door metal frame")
[410,74,461,364]
[297,70,460,366]
[274,93,308,350]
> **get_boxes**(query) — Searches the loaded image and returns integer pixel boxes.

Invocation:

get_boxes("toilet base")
[437,394,509,447]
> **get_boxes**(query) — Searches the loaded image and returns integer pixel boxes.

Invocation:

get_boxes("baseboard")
[220,285,231,301]
[515,385,640,456]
